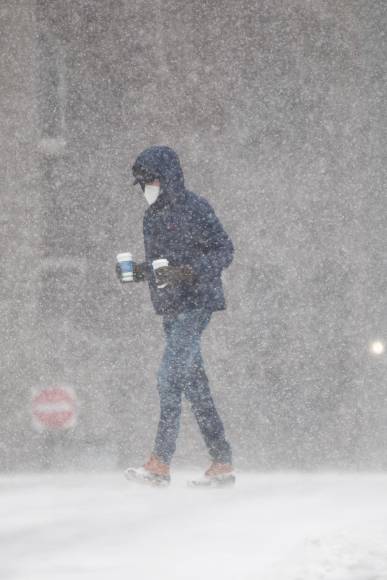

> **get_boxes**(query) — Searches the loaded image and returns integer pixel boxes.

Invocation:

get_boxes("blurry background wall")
[1,0,386,470]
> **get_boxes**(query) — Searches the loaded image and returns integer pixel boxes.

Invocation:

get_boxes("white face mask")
[144,183,160,205]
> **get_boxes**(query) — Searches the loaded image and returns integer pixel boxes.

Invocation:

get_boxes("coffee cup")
[152,258,169,288]
[117,252,134,282]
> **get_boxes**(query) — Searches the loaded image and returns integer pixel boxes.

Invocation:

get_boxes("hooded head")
[132,146,185,207]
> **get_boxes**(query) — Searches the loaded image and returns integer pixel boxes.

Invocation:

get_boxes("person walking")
[118,146,234,487]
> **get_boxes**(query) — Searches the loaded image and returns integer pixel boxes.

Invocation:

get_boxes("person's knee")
[157,361,178,389]
[185,388,213,411]
[159,404,181,426]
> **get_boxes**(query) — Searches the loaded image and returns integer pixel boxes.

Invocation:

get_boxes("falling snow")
[1,1,386,578]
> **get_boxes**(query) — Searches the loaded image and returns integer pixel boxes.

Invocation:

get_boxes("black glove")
[155,265,196,287]
[115,262,148,283]
[133,262,148,282]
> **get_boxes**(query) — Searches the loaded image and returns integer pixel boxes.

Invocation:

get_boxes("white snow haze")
[0,0,386,579]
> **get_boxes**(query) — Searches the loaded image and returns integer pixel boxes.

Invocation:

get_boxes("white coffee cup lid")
[152,258,169,269]
[117,252,133,262]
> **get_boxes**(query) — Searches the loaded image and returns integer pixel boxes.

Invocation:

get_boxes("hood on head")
[132,146,185,205]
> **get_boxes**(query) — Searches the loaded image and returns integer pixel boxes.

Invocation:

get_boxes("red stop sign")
[32,387,77,431]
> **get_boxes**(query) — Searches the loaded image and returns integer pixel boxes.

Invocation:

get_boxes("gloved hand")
[155,265,196,287]
[115,262,148,283]
[133,262,148,282]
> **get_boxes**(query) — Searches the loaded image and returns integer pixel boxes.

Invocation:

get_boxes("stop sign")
[31,386,77,432]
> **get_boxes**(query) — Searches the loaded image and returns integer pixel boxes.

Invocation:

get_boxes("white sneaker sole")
[124,467,170,488]
[187,474,236,488]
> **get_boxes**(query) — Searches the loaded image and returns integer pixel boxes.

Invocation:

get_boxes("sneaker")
[188,462,236,488]
[205,462,234,478]
[124,454,170,487]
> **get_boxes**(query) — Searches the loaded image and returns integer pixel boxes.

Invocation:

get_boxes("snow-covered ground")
[1,471,387,580]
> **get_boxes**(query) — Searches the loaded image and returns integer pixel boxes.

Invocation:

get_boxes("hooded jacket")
[133,146,234,315]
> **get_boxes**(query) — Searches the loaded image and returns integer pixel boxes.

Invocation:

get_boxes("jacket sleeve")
[191,199,234,280]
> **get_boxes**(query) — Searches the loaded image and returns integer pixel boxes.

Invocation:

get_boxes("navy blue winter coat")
[133,146,234,316]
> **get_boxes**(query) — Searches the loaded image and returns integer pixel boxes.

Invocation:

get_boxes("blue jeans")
[154,309,232,465]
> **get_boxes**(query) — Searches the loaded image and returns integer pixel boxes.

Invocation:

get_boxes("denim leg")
[183,337,232,464]
[154,311,206,463]
[153,317,183,464]
[154,309,232,465]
